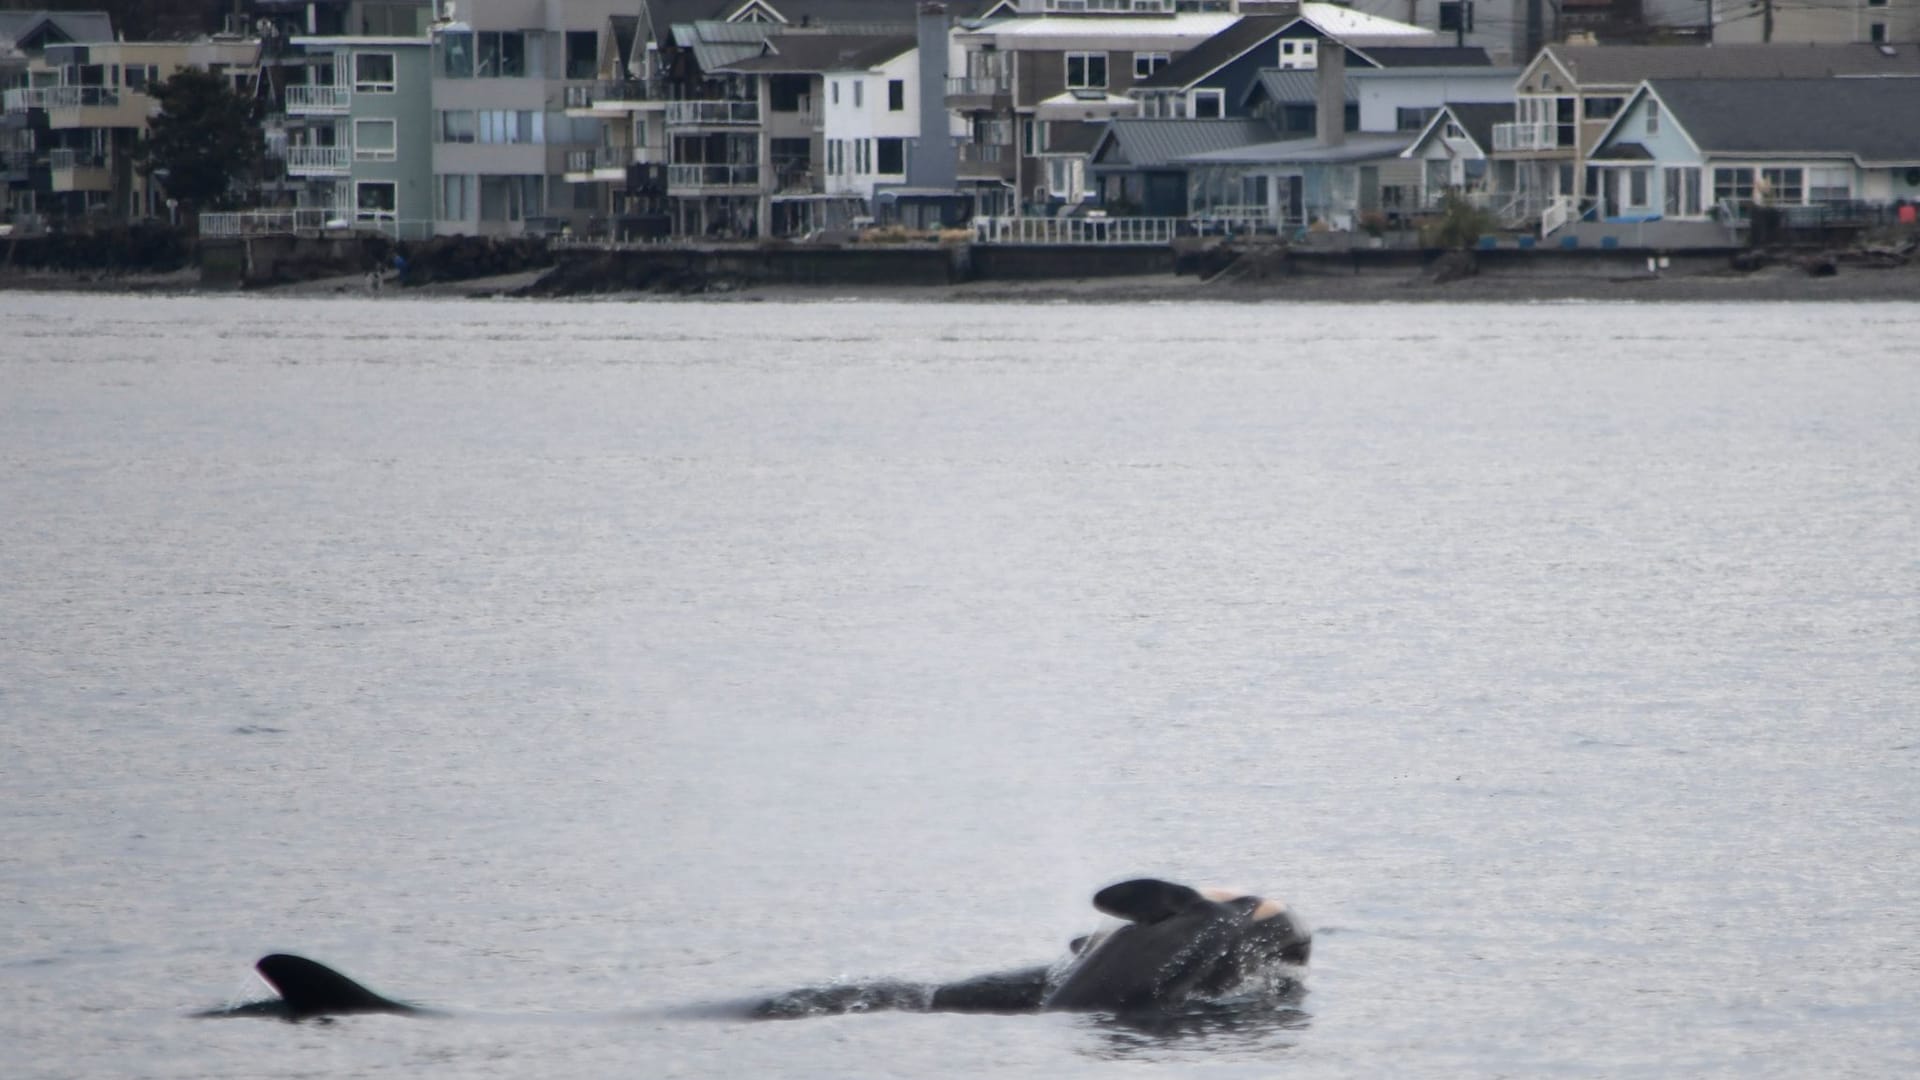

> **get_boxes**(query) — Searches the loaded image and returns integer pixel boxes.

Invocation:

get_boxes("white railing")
[946,75,1010,97]
[667,162,759,188]
[3,87,45,112]
[1540,194,1575,238]
[665,100,759,126]
[1492,121,1558,153]
[973,215,1179,245]
[284,145,351,174]
[199,209,336,236]
[959,143,1008,163]
[7,85,124,111]
[285,85,350,114]
[48,148,105,170]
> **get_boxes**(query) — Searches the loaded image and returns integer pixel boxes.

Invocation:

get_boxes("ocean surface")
[2,293,1916,1078]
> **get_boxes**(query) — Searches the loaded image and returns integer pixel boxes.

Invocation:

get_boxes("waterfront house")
[2,30,261,225]
[1086,117,1269,215]
[1491,42,1920,232]
[2,10,116,226]
[1584,77,1920,235]
[1399,101,1513,212]
[273,30,435,237]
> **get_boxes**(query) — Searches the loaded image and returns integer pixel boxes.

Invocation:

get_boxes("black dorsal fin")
[1091,879,1207,924]
[255,954,415,1018]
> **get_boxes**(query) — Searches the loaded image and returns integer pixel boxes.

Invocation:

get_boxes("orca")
[200,879,1308,1022]
[755,878,1310,1018]
[198,953,425,1021]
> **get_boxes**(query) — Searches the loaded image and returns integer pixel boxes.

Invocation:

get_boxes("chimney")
[1315,41,1345,148]
[910,3,957,190]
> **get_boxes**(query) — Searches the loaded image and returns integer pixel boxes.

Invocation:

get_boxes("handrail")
[973,215,1181,245]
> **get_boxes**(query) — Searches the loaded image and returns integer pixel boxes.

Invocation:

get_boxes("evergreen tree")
[135,66,265,219]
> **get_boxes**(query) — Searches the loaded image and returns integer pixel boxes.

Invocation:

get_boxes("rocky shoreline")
[5,245,1920,304]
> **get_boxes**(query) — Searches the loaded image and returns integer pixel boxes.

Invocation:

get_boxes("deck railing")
[285,85,350,114]
[665,100,759,126]
[668,162,759,188]
[973,216,1181,245]
[1492,121,1558,152]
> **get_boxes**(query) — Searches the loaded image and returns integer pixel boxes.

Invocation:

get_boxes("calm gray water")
[2,294,1917,1078]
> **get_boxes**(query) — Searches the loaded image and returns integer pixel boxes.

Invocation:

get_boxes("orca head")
[1043,879,1310,1012]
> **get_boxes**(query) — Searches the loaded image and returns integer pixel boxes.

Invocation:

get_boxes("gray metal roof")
[1248,68,1357,106]
[716,32,914,73]
[1645,77,1920,162]
[1179,131,1411,165]
[1548,43,1920,87]
[1444,102,1509,153]
[1090,118,1273,169]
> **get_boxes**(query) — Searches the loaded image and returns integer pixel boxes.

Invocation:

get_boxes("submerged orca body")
[203,879,1308,1022]
[755,878,1311,1018]
[201,954,422,1021]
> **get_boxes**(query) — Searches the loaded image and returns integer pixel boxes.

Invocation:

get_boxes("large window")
[1626,166,1650,209]
[477,110,544,144]
[1397,106,1437,132]
[1712,166,1754,205]
[479,175,543,222]
[1135,52,1168,78]
[1439,1,1474,31]
[566,31,598,80]
[1760,167,1803,204]
[1808,166,1850,203]
[1065,52,1108,90]
[1191,89,1223,118]
[1663,166,1701,216]
[876,136,904,175]
[439,174,472,220]
[888,79,904,111]
[354,118,396,161]
[1584,96,1623,121]
[439,31,473,78]
[355,180,396,221]
[353,53,395,93]
[438,109,475,143]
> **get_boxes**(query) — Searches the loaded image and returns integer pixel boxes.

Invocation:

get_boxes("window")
[1870,22,1888,42]
[888,79,904,111]
[355,180,396,221]
[1397,106,1437,132]
[1135,52,1168,78]
[876,136,904,174]
[439,31,473,78]
[438,110,475,143]
[1712,166,1754,205]
[1584,96,1623,121]
[1022,118,1035,155]
[565,31,598,80]
[478,175,543,221]
[1663,167,1701,216]
[1808,166,1850,203]
[854,80,863,108]
[1445,120,1465,140]
[354,118,396,161]
[1278,39,1316,70]
[831,81,839,105]
[1439,1,1473,32]
[1760,167,1803,204]
[1065,52,1108,89]
[438,174,471,220]
[1645,100,1659,135]
[477,110,543,144]
[476,31,536,78]
[1191,89,1223,118]
[856,138,871,174]
[353,52,395,93]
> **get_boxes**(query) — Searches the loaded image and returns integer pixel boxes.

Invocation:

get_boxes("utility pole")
[1763,0,1774,42]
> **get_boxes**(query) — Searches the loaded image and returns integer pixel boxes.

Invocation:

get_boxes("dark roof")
[1043,120,1106,155]
[1361,46,1490,68]
[0,11,114,50]
[1443,102,1509,151]
[1090,118,1272,169]
[1549,43,1920,86]
[718,31,913,73]
[1133,15,1295,91]
[1592,140,1652,160]
[1645,77,1920,161]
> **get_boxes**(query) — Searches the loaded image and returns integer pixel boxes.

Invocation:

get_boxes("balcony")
[564,80,663,117]
[284,145,351,176]
[945,74,1011,111]
[2,87,45,113]
[1492,121,1568,153]
[667,162,760,192]
[285,85,350,115]
[665,100,759,127]
[957,141,1015,181]
[48,147,110,192]
[563,145,640,181]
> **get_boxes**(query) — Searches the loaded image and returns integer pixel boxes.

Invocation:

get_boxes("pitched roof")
[1179,131,1411,165]
[1443,102,1509,151]
[1645,77,1920,162]
[1132,15,1294,91]
[1548,43,1920,86]
[0,11,114,50]
[716,32,913,73]
[1090,118,1273,169]
[1361,46,1490,68]
[1245,68,1357,106]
